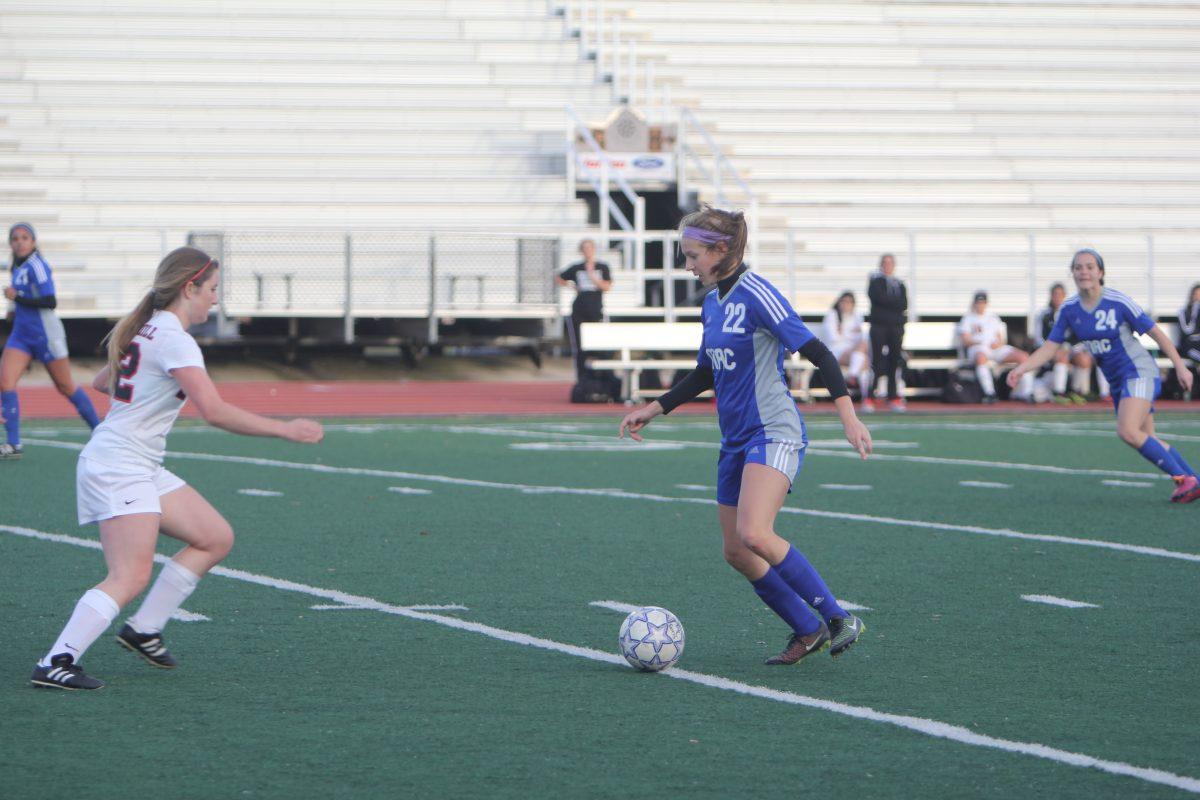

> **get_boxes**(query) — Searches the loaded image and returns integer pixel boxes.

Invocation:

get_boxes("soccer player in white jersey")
[1009,249,1198,503]
[957,290,1033,403]
[2,222,100,458]
[619,207,872,666]
[820,291,871,394]
[30,248,324,690]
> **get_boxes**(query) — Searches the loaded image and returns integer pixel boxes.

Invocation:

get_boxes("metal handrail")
[565,105,646,272]
[677,107,760,269]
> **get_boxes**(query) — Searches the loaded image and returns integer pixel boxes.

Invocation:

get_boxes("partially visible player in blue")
[2,222,100,459]
[1009,248,1198,503]
[619,206,873,666]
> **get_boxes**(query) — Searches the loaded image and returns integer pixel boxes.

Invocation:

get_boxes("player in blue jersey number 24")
[619,206,873,666]
[1008,248,1198,503]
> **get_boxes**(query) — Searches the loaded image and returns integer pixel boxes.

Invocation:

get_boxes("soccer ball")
[618,606,685,672]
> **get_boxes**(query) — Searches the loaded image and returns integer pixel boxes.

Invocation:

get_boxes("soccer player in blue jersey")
[2,222,100,458]
[619,206,873,665]
[1008,249,1198,503]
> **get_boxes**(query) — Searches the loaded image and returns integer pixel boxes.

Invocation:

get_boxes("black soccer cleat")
[765,622,830,666]
[116,623,178,669]
[828,615,866,658]
[30,654,104,690]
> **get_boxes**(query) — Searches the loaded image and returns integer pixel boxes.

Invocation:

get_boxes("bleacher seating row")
[0,0,1197,329]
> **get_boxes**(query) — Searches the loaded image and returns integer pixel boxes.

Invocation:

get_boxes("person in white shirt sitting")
[820,291,871,396]
[957,291,1033,403]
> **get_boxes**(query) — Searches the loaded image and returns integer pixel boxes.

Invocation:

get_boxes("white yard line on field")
[21,438,1200,565]
[3,524,1195,796]
[1021,595,1100,609]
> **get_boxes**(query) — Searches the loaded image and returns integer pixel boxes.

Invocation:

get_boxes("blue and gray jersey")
[698,271,811,449]
[1048,288,1158,385]
[10,251,59,337]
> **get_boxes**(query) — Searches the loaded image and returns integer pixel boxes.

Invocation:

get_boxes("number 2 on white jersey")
[722,302,746,333]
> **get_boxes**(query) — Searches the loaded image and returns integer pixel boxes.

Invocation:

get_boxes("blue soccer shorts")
[716,438,806,507]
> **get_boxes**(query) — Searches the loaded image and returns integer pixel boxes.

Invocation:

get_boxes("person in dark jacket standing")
[556,238,612,381]
[864,253,908,413]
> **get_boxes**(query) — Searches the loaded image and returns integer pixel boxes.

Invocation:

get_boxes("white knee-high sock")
[128,559,201,635]
[976,364,996,396]
[1096,370,1110,397]
[1052,362,1069,394]
[1072,366,1091,395]
[41,588,120,666]
[848,350,866,378]
[1018,371,1035,398]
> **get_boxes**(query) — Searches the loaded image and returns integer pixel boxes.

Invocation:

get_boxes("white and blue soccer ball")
[618,606,685,672]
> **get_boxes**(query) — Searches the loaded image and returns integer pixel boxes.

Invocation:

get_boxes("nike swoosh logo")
[124,500,136,505]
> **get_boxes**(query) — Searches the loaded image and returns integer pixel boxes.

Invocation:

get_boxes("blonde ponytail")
[101,247,215,393]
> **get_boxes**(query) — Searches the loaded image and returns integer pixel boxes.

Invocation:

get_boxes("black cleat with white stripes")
[116,623,178,669]
[30,654,104,690]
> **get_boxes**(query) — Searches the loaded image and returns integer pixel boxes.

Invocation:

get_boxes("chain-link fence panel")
[187,229,564,324]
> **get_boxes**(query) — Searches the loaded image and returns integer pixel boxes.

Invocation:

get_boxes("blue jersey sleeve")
[743,273,814,353]
[1118,297,1155,335]
[26,254,56,299]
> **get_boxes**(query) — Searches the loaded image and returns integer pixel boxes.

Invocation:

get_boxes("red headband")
[189,259,214,285]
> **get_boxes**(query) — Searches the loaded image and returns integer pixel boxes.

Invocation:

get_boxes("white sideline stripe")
[158,423,1179,473]
[20,439,1200,565]
[510,442,687,452]
[820,484,873,491]
[170,609,210,622]
[238,489,284,497]
[675,484,715,492]
[1021,595,1100,609]
[388,486,433,495]
[310,603,468,612]
[809,448,1166,481]
[312,427,1167,481]
[959,481,1012,489]
[1101,480,1155,488]
[4,525,1194,795]
[591,599,873,615]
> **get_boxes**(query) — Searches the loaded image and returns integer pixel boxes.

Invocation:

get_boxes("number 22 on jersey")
[722,302,746,333]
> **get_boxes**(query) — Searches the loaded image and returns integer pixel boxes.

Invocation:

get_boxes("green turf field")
[2,412,1198,799]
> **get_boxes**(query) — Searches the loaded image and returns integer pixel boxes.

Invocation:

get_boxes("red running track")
[11,381,1194,419]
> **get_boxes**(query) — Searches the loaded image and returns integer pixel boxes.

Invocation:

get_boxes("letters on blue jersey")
[1048,288,1158,383]
[698,271,812,447]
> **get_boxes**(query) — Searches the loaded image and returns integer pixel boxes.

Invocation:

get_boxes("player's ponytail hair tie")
[682,226,733,246]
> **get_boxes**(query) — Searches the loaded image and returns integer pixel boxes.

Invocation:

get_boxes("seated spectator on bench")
[820,291,870,394]
[1034,282,1099,403]
[957,290,1033,404]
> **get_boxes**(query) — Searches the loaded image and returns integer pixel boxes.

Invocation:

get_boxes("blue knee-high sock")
[1137,437,1179,477]
[1162,443,1198,478]
[69,387,100,429]
[750,570,821,636]
[774,546,848,623]
[1,390,18,446]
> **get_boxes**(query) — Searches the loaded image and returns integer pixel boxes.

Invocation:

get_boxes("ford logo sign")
[632,157,664,169]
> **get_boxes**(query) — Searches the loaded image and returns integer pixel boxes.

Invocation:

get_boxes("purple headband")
[681,226,732,245]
